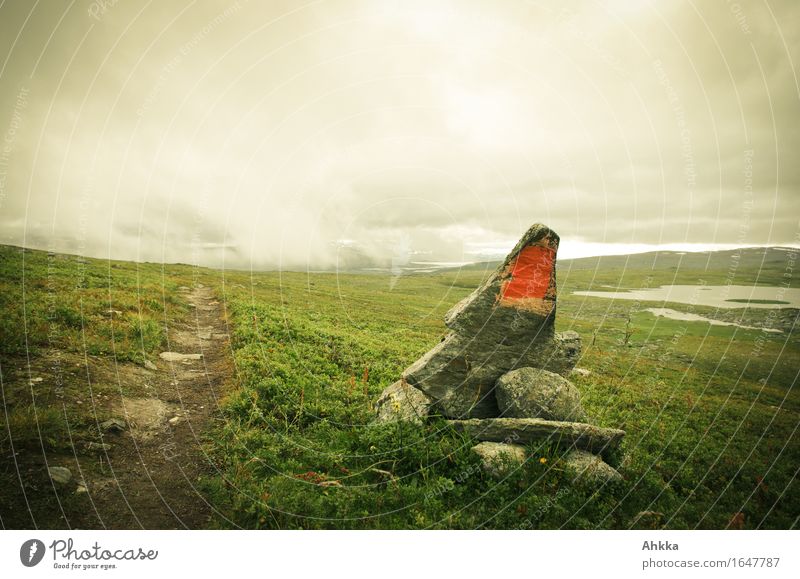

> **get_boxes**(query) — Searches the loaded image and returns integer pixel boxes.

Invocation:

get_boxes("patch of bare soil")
[72,285,231,529]
[1,285,233,529]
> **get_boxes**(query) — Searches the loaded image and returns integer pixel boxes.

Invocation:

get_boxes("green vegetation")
[0,245,194,362]
[0,245,199,510]
[726,299,790,305]
[203,255,799,529]
[1,244,798,529]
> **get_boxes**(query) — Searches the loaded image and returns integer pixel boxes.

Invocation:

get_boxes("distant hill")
[559,246,796,273]
[1,243,796,282]
[445,246,795,274]
[433,246,799,290]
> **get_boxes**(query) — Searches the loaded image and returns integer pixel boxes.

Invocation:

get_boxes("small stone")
[48,466,73,485]
[143,359,157,371]
[76,484,88,494]
[571,367,591,377]
[472,441,527,478]
[495,367,585,421]
[563,450,622,487]
[168,416,182,426]
[159,352,203,362]
[100,418,127,433]
[375,381,432,424]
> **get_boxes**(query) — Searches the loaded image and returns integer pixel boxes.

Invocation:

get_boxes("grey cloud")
[0,0,798,269]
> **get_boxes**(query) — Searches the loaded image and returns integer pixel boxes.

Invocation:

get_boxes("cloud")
[0,0,798,269]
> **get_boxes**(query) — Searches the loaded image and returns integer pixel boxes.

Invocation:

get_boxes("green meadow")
[1,245,797,528]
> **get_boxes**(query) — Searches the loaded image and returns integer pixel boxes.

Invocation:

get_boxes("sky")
[0,0,798,270]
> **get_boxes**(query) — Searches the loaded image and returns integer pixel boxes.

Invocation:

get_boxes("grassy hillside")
[560,246,797,286]
[1,244,797,528]
[202,249,799,529]
[0,245,194,450]
[0,245,217,527]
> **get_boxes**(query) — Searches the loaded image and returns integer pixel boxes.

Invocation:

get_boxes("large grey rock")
[472,441,527,478]
[375,381,432,424]
[563,450,623,486]
[404,329,581,418]
[495,367,585,421]
[445,223,559,333]
[449,418,624,455]
[401,225,579,419]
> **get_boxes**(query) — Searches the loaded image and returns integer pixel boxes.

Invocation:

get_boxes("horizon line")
[3,240,799,272]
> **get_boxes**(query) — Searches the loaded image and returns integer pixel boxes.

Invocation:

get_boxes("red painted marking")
[501,245,555,300]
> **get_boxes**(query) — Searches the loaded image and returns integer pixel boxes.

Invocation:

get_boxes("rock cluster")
[376,223,624,485]
[401,223,578,418]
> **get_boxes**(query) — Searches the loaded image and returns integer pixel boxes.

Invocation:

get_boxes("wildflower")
[539,457,547,465]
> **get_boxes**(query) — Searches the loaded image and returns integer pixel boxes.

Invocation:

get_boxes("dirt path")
[68,284,231,529]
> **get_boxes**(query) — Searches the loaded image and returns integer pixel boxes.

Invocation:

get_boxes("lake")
[645,307,783,333]
[573,284,800,309]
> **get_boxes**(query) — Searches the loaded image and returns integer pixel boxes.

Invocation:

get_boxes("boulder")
[375,381,432,424]
[444,223,559,332]
[563,450,622,486]
[404,329,581,418]
[472,442,527,478]
[495,367,585,421]
[449,418,624,456]
[401,224,581,419]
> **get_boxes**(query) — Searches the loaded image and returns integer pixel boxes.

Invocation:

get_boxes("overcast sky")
[0,0,798,269]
